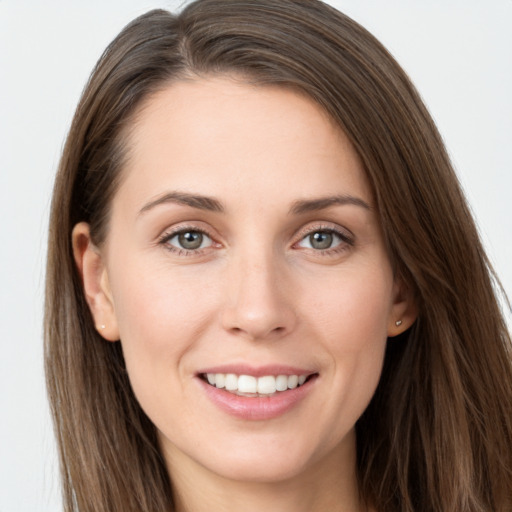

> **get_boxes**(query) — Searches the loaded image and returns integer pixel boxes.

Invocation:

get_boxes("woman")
[44,0,512,511]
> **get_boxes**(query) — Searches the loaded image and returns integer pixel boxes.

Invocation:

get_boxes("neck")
[165,431,368,512]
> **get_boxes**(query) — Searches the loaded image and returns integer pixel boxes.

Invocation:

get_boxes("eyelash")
[293,224,354,256]
[157,224,354,257]
[158,225,218,256]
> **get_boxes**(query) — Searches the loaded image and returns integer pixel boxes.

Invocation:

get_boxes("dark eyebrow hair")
[289,195,371,215]
[138,191,224,215]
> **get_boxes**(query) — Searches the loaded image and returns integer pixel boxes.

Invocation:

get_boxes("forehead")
[117,76,370,212]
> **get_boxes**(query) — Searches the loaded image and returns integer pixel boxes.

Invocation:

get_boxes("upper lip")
[196,364,317,378]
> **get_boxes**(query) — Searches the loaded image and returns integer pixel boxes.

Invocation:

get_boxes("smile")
[197,366,319,420]
[203,373,311,396]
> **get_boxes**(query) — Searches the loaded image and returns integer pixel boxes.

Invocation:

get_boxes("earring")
[395,320,402,327]
[100,324,106,330]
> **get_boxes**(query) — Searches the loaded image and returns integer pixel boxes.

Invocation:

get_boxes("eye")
[161,229,213,252]
[296,228,351,251]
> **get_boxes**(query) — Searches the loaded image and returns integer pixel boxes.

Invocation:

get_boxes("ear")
[72,222,120,342]
[387,277,418,338]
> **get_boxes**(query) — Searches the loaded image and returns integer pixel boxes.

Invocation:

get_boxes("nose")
[221,250,297,341]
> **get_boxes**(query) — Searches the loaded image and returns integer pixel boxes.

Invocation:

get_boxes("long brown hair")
[45,1,512,510]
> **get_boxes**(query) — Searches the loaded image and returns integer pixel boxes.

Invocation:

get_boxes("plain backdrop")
[1,1,511,510]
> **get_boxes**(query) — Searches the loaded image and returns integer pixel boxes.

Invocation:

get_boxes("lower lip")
[197,376,317,421]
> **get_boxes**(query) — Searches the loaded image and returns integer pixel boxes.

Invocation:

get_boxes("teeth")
[215,373,225,389]
[238,375,257,393]
[204,373,311,395]
[257,375,276,394]
[225,373,238,391]
[287,375,298,389]
[275,375,288,391]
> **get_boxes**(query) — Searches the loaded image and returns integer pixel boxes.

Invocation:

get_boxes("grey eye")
[309,231,333,249]
[166,230,212,251]
[297,230,345,251]
[178,231,204,249]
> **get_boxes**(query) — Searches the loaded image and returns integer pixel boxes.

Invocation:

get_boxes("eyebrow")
[138,191,371,217]
[138,191,224,215]
[289,195,371,215]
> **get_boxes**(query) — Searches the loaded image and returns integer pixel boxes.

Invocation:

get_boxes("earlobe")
[72,222,120,342]
[387,278,418,338]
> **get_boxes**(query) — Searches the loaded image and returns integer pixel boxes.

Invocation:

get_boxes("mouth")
[197,367,319,420]
[199,372,318,397]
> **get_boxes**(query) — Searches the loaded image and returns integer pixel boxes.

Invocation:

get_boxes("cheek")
[107,262,223,433]
[112,255,214,331]
[108,258,219,386]
[306,266,393,426]
[308,264,394,348]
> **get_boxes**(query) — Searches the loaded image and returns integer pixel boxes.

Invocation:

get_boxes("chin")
[166,427,345,486]
[204,450,314,484]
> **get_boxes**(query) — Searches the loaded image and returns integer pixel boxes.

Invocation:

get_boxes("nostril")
[221,291,297,340]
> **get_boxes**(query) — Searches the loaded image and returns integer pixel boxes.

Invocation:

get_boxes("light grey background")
[1,1,510,510]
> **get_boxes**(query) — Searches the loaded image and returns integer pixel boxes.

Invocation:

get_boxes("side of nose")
[220,251,297,341]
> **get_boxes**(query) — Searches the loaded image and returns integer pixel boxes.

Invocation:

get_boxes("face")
[75,77,414,486]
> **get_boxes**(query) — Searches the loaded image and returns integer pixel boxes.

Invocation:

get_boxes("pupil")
[178,231,203,249]
[310,231,332,249]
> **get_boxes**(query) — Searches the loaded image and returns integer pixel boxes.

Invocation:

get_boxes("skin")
[73,76,416,512]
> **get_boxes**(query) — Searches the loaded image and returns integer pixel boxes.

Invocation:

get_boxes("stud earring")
[395,320,402,327]
[100,324,106,330]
